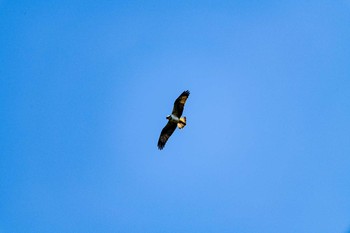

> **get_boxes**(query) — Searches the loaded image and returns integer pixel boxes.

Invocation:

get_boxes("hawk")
[157,90,190,150]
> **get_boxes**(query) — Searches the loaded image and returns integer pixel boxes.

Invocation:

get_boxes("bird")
[157,90,190,150]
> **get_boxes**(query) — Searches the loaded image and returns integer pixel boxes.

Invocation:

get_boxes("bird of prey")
[157,90,190,150]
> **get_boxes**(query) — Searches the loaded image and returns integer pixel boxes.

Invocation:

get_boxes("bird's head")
[166,115,171,120]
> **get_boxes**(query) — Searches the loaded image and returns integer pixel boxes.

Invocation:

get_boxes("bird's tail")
[177,117,186,129]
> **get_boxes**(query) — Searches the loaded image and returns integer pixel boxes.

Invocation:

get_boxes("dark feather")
[172,90,190,117]
[157,121,177,150]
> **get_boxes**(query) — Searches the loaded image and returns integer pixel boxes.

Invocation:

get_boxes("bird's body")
[157,90,190,150]
[168,114,180,122]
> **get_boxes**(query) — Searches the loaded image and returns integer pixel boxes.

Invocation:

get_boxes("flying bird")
[157,90,190,150]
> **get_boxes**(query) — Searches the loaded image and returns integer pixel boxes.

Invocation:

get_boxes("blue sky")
[1,1,350,232]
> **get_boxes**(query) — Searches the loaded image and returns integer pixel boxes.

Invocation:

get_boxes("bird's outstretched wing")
[157,121,177,150]
[172,90,190,117]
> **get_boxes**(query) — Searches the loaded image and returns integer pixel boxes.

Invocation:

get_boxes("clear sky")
[1,1,350,233]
